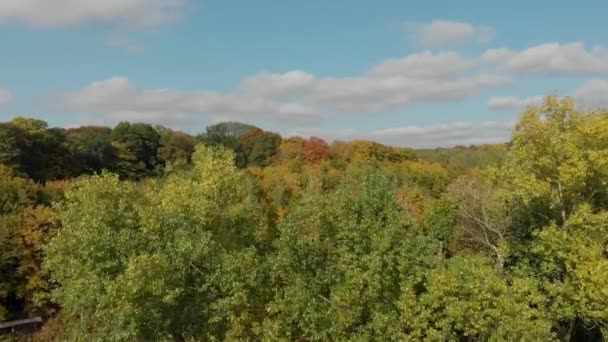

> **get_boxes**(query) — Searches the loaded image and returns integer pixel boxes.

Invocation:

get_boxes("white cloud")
[573,79,608,109]
[106,36,145,54]
[239,51,510,113]
[54,77,324,128]
[0,88,12,106]
[305,73,510,112]
[489,79,608,112]
[406,20,495,47]
[0,0,186,28]
[369,51,475,79]
[487,96,544,110]
[482,42,608,75]
[291,121,515,148]
[52,51,511,128]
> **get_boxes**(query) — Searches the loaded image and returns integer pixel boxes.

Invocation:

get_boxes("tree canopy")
[1,96,608,341]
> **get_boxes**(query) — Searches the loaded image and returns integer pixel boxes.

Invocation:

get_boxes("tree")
[0,164,38,215]
[0,214,17,321]
[156,127,195,164]
[13,206,58,316]
[200,122,258,146]
[498,96,608,233]
[0,122,25,170]
[302,137,331,165]
[0,118,73,182]
[241,128,282,167]
[0,165,41,320]
[278,137,305,161]
[261,167,434,340]
[198,122,258,168]
[529,206,608,340]
[44,144,269,340]
[496,96,608,340]
[447,175,511,271]
[402,160,450,197]
[110,122,161,179]
[422,198,458,257]
[397,256,553,340]
[66,126,116,175]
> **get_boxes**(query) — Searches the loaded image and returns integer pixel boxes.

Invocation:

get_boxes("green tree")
[0,164,38,215]
[66,126,116,175]
[261,167,434,340]
[198,121,257,168]
[0,165,39,320]
[44,144,269,340]
[397,256,553,341]
[0,122,25,169]
[1,118,73,182]
[156,127,195,164]
[241,128,282,167]
[110,122,161,179]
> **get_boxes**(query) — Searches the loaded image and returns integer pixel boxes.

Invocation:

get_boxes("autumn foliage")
[1,96,608,341]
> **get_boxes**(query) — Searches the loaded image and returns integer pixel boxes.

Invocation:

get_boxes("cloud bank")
[482,43,608,75]
[52,51,511,129]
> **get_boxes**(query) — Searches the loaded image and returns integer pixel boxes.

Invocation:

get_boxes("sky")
[1,0,608,148]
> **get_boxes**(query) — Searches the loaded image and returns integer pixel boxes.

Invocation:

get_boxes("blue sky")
[1,0,608,147]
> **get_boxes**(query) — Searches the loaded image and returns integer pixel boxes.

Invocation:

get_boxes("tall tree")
[497,96,608,340]
[156,127,195,164]
[110,122,161,179]
[199,122,257,168]
[66,126,116,175]
[241,128,282,167]
[0,118,72,182]
[44,144,268,340]
[261,167,434,340]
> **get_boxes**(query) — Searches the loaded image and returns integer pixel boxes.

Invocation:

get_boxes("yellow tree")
[497,96,608,340]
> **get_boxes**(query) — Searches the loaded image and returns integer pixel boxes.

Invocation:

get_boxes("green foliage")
[0,118,72,182]
[496,96,608,339]
[157,127,195,163]
[0,166,60,322]
[198,121,257,168]
[12,206,59,316]
[261,167,435,340]
[402,160,450,196]
[332,140,416,164]
[66,126,116,175]
[110,122,161,179]
[416,144,507,172]
[0,214,18,321]
[529,206,608,337]
[498,97,608,231]
[241,128,282,167]
[423,198,458,243]
[398,255,553,341]
[44,144,268,340]
[0,164,38,215]
[0,122,25,169]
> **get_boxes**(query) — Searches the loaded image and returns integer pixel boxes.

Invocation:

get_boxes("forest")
[0,96,607,341]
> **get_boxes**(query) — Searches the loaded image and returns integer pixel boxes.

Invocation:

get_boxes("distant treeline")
[0,117,506,184]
